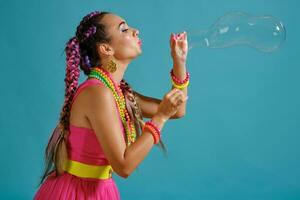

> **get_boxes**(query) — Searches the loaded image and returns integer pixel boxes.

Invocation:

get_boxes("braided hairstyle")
[120,80,167,155]
[40,11,166,184]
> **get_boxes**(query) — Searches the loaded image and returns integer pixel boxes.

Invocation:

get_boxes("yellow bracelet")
[171,79,190,90]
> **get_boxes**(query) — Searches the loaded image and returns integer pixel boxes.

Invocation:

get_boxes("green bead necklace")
[88,67,136,146]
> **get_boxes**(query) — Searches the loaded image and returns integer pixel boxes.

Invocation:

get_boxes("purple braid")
[76,11,101,41]
[61,37,80,127]
[40,37,81,183]
[84,55,92,68]
[82,11,101,24]
[80,26,97,69]
[76,11,107,74]
[81,26,97,42]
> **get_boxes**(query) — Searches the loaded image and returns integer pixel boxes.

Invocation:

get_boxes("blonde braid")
[120,80,168,156]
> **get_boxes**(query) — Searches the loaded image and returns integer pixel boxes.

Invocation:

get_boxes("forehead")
[101,13,126,29]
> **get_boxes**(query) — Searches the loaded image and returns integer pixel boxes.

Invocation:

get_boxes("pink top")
[66,78,125,166]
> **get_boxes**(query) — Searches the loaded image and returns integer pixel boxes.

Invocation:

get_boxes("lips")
[137,39,142,46]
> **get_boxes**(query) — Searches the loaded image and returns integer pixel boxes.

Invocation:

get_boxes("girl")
[34,11,189,199]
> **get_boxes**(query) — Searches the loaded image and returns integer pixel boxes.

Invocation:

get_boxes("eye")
[122,28,129,32]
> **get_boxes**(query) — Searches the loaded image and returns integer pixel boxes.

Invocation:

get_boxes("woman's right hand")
[154,88,188,123]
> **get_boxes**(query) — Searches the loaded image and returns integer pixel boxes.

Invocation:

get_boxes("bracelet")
[142,121,161,144]
[170,69,190,84]
[171,78,190,90]
[147,120,161,133]
[144,125,160,144]
[170,69,190,90]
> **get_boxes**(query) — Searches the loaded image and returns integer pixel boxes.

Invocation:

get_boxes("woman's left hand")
[170,31,188,67]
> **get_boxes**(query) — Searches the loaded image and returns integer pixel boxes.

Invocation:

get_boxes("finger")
[173,93,189,106]
[177,91,187,102]
[173,94,185,106]
[178,34,187,43]
[173,33,178,42]
[170,88,183,97]
[178,32,184,40]
[169,89,183,102]
[177,33,183,39]
[171,33,177,49]
[184,32,188,49]
[170,33,175,47]
[176,32,184,41]
[168,90,181,101]
[166,88,180,98]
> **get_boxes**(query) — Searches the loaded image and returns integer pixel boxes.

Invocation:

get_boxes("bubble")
[188,11,286,52]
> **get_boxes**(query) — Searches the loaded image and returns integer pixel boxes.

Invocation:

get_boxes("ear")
[97,43,114,56]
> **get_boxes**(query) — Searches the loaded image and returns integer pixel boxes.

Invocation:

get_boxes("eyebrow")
[118,21,126,28]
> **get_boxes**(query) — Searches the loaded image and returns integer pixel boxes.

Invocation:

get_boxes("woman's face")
[101,13,142,61]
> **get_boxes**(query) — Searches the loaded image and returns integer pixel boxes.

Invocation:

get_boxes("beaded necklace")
[88,67,136,146]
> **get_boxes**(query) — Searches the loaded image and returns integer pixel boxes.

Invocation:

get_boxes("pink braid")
[40,37,81,183]
[60,37,80,129]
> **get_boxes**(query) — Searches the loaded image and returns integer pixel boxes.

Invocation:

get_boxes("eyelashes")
[122,28,129,32]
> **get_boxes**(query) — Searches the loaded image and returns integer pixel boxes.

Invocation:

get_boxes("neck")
[90,59,130,86]
[108,60,128,86]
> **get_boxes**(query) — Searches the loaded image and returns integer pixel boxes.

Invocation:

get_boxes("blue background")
[0,0,299,199]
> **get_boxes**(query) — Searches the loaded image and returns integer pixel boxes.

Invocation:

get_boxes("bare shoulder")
[70,83,114,128]
[80,83,116,114]
[71,83,113,111]
[83,83,113,100]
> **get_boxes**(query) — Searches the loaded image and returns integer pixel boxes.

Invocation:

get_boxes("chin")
[133,49,142,58]
[137,49,142,55]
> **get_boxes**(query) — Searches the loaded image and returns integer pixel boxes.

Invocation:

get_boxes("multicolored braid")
[120,80,167,155]
[40,36,81,183]
[61,37,80,130]
[75,11,110,75]
[81,26,97,42]
[76,11,101,37]
[80,26,97,68]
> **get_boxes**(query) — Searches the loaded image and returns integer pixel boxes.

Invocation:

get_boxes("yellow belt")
[63,160,113,179]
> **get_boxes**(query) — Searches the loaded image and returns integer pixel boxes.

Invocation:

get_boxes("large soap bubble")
[188,11,286,52]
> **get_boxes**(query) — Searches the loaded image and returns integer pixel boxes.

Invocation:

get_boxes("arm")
[134,90,186,119]
[134,32,189,119]
[84,84,166,179]
[171,62,188,117]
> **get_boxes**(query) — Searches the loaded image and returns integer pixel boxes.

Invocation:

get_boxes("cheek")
[114,36,137,57]
[119,35,133,47]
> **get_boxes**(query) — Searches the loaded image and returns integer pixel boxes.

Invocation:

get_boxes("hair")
[39,11,167,185]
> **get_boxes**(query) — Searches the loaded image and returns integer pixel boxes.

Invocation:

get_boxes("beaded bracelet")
[147,120,161,133]
[170,69,190,85]
[142,121,161,144]
[144,125,160,144]
[171,78,190,90]
[170,69,190,90]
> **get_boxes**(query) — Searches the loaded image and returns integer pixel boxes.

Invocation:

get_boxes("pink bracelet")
[148,120,161,134]
[143,121,161,144]
[170,69,190,85]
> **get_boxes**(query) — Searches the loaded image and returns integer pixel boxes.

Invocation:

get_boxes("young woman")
[34,11,189,199]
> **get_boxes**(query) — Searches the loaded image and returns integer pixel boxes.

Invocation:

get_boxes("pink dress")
[34,79,124,200]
